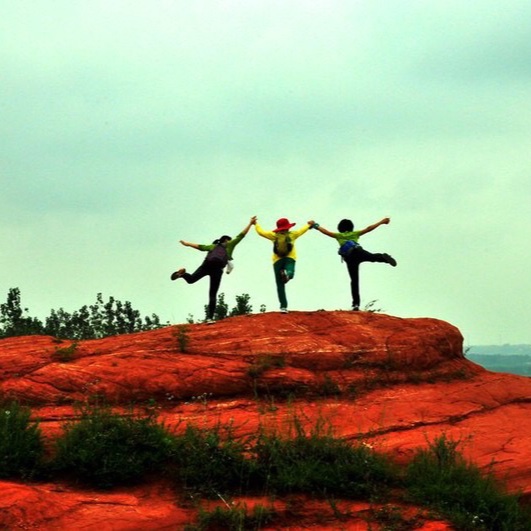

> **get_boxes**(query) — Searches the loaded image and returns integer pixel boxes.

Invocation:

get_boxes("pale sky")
[2,0,530,345]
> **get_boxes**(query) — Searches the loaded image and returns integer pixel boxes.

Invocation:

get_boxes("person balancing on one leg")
[170,216,256,323]
[311,217,397,311]
[255,217,312,313]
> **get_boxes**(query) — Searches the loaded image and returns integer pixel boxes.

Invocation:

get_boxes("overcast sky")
[2,0,530,345]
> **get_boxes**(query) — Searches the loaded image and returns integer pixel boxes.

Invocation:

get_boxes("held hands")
[250,216,257,225]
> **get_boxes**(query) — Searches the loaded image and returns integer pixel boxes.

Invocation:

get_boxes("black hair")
[337,219,354,233]
[213,235,232,244]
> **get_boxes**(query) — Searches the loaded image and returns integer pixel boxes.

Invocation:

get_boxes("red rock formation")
[1,310,530,529]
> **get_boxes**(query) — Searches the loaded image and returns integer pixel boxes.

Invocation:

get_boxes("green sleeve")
[225,232,245,258]
[198,244,214,252]
[231,231,245,245]
[335,231,362,245]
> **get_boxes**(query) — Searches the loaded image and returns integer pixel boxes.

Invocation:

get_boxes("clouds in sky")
[1,0,530,344]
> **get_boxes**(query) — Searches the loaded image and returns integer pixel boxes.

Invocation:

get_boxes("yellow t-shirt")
[255,223,311,263]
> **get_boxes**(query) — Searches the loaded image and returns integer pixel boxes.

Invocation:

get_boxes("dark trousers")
[345,248,389,308]
[182,262,223,319]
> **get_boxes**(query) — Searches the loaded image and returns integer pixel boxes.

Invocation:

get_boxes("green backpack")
[273,233,293,257]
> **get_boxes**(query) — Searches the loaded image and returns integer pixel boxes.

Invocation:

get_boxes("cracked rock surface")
[2,310,531,529]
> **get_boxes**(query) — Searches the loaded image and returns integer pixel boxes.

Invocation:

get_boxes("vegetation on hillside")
[2,400,530,530]
[184,292,264,323]
[0,288,262,339]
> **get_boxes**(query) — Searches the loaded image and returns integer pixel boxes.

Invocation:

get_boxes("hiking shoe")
[352,305,360,311]
[280,308,289,313]
[205,319,216,325]
[384,254,397,267]
[280,269,290,284]
[170,268,186,280]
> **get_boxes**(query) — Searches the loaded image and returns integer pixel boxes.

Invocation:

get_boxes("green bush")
[405,434,531,530]
[229,293,253,317]
[247,354,285,378]
[51,405,174,488]
[197,292,258,323]
[171,424,256,497]
[253,416,396,499]
[0,401,44,479]
[52,342,79,362]
[3,399,529,531]
[186,503,276,531]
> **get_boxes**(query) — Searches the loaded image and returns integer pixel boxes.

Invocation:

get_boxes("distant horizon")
[1,285,529,349]
[468,344,531,350]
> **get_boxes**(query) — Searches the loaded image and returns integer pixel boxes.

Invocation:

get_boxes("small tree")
[0,288,44,338]
[205,293,256,322]
[204,292,229,322]
[44,293,165,339]
[0,288,166,340]
[230,293,252,316]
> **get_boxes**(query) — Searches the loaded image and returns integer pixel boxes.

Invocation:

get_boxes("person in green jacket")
[311,217,397,310]
[255,217,312,313]
[171,216,256,322]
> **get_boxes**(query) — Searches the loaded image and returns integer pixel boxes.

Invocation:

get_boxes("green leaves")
[51,405,174,488]
[0,401,44,480]
[0,288,166,339]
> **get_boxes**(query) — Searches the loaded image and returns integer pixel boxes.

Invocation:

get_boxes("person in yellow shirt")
[255,217,312,313]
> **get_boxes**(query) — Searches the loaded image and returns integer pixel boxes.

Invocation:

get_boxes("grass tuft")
[405,434,531,530]
[170,423,256,497]
[175,325,190,353]
[52,342,79,362]
[253,414,397,499]
[3,401,531,530]
[185,503,276,531]
[0,401,44,479]
[247,354,286,378]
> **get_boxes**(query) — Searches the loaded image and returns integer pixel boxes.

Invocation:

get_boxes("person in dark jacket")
[171,216,256,322]
[311,217,396,310]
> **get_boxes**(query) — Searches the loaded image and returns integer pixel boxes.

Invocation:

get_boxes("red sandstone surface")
[1,310,530,529]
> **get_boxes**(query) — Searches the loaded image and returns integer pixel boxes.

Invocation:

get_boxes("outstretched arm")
[254,219,276,240]
[308,220,336,238]
[230,216,258,247]
[241,215,257,236]
[358,217,390,236]
[179,240,201,250]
